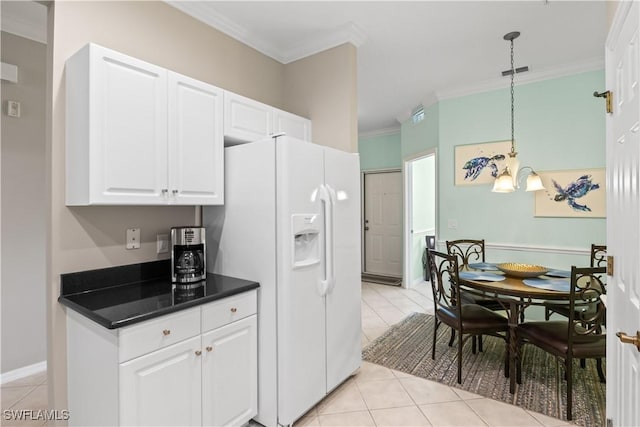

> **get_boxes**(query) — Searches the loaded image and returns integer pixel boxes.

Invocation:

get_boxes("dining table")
[458,264,575,394]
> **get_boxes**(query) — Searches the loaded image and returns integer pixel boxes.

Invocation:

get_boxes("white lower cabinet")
[120,337,203,427]
[202,316,258,427]
[66,290,257,427]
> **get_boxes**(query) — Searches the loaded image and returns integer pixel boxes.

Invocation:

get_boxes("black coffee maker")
[171,226,206,284]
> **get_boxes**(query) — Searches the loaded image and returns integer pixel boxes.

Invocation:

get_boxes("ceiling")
[168,1,608,136]
[2,1,608,136]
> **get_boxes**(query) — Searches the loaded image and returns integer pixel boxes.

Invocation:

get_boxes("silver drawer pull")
[230,307,238,313]
[162,329,171,336]
[195,350,202,356]
[206,346,213,352]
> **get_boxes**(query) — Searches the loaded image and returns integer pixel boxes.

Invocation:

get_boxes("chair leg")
[596,358,606,383]
[566,358,573,421]
[471,336,477,354]
[457,330,463,384]
[544,307,551,321]
[448,329,455,347]
[478,335,483,352]
[432,320,440,360]
[515,339,522,384]
[580,358,586,369]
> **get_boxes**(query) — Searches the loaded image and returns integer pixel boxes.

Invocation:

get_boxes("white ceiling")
[1,1,608,136]
[168,1,608,135]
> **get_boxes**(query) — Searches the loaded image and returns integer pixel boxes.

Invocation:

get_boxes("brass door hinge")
[607,255,614,276]
[594,90,613,114]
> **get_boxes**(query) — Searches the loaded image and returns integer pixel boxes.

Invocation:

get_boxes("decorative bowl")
[496,263,548,278]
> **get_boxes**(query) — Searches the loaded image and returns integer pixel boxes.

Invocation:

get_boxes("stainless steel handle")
[206,346,213,352]
[172,190,178,194]
[162,329,171,336]
[230,307,237,313]
[195,350,202,356]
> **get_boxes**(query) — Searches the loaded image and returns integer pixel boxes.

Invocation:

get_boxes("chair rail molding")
[437,241,591,256]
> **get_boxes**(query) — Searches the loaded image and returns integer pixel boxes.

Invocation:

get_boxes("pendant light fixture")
[492,31,545,193]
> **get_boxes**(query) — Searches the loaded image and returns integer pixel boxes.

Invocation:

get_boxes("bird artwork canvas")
[535,169,606,218]
[454,140,511,186]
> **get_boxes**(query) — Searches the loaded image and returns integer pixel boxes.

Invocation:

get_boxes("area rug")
[362,312,606,427]
[361,273,402,286]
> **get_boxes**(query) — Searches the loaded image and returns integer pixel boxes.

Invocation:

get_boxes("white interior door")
[405,152,436,287]
[364,171,402,276]
[606,2,640,426]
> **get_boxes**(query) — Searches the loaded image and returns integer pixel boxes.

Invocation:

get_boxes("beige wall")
[47,0,358,413]
[1,31,47,374]
[284,43,358,153]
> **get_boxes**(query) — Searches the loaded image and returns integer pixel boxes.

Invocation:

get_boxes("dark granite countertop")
[58,260,259,329]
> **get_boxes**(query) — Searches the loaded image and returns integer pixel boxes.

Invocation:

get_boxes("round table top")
[459,272,572,301]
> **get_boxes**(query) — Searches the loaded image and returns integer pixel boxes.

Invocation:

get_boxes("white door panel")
[169,73,224,204]
[276,138,326,425]
[119,337,201,427]
[364,171,403,276]
[606,2,640,426]
[96,52,167,200]
[324,147,362,392]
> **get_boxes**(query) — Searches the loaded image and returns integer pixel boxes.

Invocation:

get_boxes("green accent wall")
[394,69,606,270]
[358,132,401,170]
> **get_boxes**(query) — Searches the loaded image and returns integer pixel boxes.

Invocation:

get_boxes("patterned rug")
[362,312,606,427]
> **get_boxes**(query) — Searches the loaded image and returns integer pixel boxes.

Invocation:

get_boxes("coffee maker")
[171,226,206,284]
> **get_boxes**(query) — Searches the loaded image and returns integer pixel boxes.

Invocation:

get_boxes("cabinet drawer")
[201,290,257,332]
[119,307,200,362]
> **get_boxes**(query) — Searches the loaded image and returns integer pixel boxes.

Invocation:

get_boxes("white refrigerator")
[203,135,362,426]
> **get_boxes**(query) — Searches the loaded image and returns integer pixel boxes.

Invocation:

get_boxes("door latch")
[593,90,613,114]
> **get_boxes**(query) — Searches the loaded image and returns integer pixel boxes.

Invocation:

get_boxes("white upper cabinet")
[273,108,312,142]
[65,43,224,206]
[169,73,224,205]
[223,91,312,144]
[223,91,273,144]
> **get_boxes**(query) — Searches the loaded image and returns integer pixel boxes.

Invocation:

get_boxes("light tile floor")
[0,281,573,426]
[294,281,574,427]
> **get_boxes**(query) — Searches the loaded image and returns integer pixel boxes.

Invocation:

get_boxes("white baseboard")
[1,361,47,385]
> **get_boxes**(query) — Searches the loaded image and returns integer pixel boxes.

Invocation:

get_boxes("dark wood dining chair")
[446,239,504,351]
[516,266,606,421]
[426,249,509,384]
[544,244,607,321]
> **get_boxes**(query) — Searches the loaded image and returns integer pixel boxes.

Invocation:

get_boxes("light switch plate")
[126,228,140,249]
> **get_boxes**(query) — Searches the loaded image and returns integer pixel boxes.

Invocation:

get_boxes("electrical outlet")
[6,100,20,118]
[157,234,169,254]
[126,228,140,249]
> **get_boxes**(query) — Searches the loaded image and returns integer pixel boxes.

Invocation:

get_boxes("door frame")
[403,149,437,289]
[360,168,402,276]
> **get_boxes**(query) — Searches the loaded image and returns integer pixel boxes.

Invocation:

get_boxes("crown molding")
[282,22,367,64]
[436,57,604,101]
[359,126,401,139]
[166,2,366,64]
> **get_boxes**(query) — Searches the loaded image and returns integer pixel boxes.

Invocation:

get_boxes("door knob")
[616,331,640,352]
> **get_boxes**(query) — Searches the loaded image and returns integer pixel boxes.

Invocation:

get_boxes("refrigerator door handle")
[318,184,334,296]
[325,184,337,294]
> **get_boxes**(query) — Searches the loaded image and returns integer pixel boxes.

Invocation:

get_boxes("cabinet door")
[169,73,224,205]
[273,109,312,141]
[223,91,273,143]
[91,45,169,204]
[120,336,202,427]
[202,315,257,427]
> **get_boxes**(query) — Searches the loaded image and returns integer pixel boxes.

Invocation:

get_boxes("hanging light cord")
[509,36,516,156]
